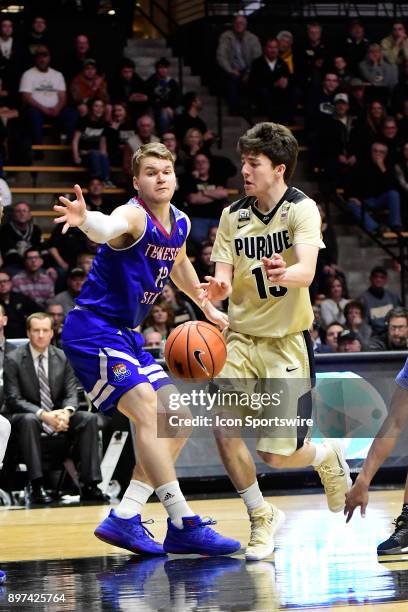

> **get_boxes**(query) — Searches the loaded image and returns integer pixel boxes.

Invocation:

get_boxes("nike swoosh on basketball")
[286,366,299,372]
[194,349,209,374]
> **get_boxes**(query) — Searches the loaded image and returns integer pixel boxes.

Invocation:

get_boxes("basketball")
[164,321,227,380]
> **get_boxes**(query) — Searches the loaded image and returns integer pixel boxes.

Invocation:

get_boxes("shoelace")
[249,512,273,546]
[136,518,156,540]
[391,515,408,535]
[318,464,345,493]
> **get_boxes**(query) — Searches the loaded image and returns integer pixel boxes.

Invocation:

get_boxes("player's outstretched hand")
[262,255,286,283]
[344,479,369,523]
[53,184,87,234]
[203,302,229,330]
[197,276,231,307]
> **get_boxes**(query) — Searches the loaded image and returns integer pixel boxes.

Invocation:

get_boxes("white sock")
[115,480,154,519]
[310,442,331,467]
[238,481,265,513]
[156,480,195,528]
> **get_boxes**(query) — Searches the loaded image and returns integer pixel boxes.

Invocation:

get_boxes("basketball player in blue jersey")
[54,142,240,557]
[345,361,408,555]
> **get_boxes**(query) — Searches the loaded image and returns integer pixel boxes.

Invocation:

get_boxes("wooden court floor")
[0,489,408,611]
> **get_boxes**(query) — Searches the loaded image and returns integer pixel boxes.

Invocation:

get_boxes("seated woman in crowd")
[161,281,197,325]
[320,275,349,328]
[142,300,175,341]
[343,300,372,349]
[71,97,115,187]
[106,102,137,166]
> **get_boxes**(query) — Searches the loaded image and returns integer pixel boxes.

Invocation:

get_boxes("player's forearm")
[170,255,204,309]
[275,262,315,288]
[356,436,399,487]
[79,210,128,243]
[213,262,233,298]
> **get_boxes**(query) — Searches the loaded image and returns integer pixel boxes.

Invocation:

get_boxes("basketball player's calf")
[95,384,240,556]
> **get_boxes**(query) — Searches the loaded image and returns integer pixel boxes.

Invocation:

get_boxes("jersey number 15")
[251,266,287,299]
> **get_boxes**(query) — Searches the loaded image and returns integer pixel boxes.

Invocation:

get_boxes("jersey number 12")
[251,266,287,299]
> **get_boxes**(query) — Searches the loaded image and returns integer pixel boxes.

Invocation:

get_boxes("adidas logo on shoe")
[163,492,175,502]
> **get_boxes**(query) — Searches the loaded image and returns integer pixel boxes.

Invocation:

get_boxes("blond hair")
[26,312,53,331]
[132,142,175,177]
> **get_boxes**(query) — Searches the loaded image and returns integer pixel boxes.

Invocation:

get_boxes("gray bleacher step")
[127,38,167,48]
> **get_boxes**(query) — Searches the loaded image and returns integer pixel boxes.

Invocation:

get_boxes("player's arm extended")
[54,183,145,243]
[262,244,318,288]
[345,384,408,521]
[171,244,228,329]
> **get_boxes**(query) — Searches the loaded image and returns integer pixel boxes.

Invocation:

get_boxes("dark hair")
[24,248,41,259]
[182,91,197,110]
[344,300,365,320]
[155,57,170,69]
[237,122,298,182]
[120,58,135,70]
[326,275,346,298]
[386,307,408,325]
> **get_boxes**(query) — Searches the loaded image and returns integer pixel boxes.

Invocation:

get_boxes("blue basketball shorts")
[62,306,171,414]
[396,358,408,391]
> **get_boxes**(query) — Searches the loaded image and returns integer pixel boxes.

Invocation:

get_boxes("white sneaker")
[245,503,285,561]
[314,439,352,512]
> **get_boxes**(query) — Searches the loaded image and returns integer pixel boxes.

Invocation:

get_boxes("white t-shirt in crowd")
[0,178,12,208]
[19,67,66,108]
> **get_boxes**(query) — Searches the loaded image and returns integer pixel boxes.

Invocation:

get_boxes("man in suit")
[4,311,106,504]
[248,38,293,123]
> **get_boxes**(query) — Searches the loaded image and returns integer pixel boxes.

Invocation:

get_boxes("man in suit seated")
[3,311,107,504]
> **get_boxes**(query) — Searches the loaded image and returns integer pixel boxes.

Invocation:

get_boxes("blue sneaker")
[94,509,166,555]
[163,516,241,556]
[0,570,5,584]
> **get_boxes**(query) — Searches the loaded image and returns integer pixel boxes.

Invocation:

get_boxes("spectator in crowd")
[346,141,402,234]
[72,97,114,187]
[395,141,408,225]
[0,303,17,406]
[19,46,77,145]
[161,131,188,181]
[0,18,24,99]
[175,91,214,144]
[193,242,215,282]
[46,301,64,348]
[106,102,136,165]
[348,78,367,123]
[305,72,339,170]
[342,19,370,76]
[46,211,89,275]
[76,252,94,275]
[0,177,11,211]
[350,99,386,157]
[24,15,51,60]
[337,329,363,352]
[206,224,219,245]
[85,176,115,215]
[313,202,345,296]
[343,300,372,348]
[359,265,401,335]
[318,321,345,352]
[53,267,86,315]
[146,57,181,133]
[142,300,175,340]
[144,330,162,349]
[248,38,293,124]
[379,116,402,164]
[12,248,54,309]
[392,60,408,119]
[397,100,408,141]
[0,269,38,338]
[110,58,149,120]
[333,55,353,87]
[181,127,207,162]
[320,92,357,184]
[216,14,262,114]
[181,153,229,244]
[359,44,398,94]
[0,201,43,269]
[3,312,106,504]
[295,22,330,89]
[381,21,408,66]
[161,281,196,325]
[369,307,408,350]
[276,30,294,74]
[320,276,349,328]
[69,58,110,119]
[63,34,94,84]
[123,114,160,175]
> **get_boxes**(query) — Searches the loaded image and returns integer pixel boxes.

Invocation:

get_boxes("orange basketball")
[164,321,227,380]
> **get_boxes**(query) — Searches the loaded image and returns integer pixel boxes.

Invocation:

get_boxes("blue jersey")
[76,197,189,328]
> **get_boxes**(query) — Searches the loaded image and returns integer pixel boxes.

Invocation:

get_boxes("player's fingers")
[73,183,85,204]
[196,282,210,290]
[62,222,70,234]
[361,503,367,518]
[58,195,73,207]
[53,215,67,224]
[345,507,354,523]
